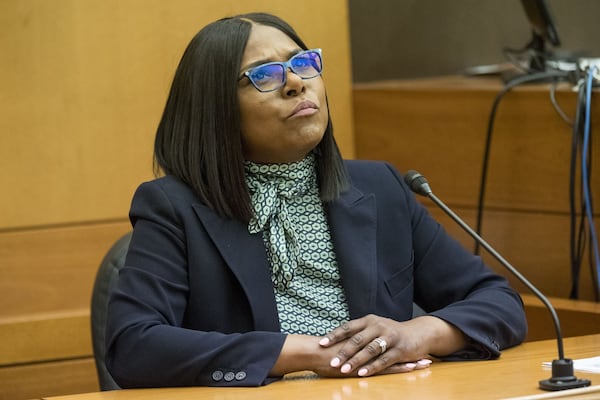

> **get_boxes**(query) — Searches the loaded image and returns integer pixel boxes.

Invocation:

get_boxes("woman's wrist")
[270,334,320,376]
[410,316,467,356]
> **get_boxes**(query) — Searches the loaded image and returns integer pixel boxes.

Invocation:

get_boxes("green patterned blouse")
[245,153,350,335]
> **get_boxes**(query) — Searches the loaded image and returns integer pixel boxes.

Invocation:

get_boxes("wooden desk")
[43,335,600,400]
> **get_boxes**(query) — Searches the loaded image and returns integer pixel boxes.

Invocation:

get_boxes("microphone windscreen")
[404,170,431,196]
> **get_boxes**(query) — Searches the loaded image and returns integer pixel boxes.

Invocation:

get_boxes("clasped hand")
[317,314,436,377]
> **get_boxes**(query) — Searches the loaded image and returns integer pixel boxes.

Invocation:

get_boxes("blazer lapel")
[192,204,281,331]
[327,185,378,318]
[190,183,378,327]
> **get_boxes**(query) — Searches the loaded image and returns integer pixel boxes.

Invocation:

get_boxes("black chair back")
[90,231,132,390]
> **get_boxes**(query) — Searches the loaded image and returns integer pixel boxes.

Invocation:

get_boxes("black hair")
[153,12,348,222]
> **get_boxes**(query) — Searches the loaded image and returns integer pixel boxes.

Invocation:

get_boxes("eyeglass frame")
[238,48,323,93]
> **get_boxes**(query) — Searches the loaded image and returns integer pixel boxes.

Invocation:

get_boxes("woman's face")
[238,24,329,164]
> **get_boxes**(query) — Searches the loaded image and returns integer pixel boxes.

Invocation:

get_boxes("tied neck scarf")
[245,154,317,291]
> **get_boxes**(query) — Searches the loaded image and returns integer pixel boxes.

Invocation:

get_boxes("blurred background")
[349,0,600,81]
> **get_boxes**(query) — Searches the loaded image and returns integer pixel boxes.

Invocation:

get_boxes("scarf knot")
[245,154,317,290]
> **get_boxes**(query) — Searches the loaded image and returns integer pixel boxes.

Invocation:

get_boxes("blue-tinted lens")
[247,63,285,92]
[290,50,322,78]
[243,49,323,92]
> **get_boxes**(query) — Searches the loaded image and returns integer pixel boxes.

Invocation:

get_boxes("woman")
[105,12,527,388]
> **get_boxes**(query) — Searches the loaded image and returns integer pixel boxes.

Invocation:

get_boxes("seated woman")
[105,12,527,388]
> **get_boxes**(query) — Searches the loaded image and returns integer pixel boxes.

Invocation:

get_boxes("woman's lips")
[288,100,318,118]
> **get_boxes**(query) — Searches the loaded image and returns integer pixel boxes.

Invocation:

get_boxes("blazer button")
[224,371,235,382]
[235,371,247,381]
[211,370,224,381]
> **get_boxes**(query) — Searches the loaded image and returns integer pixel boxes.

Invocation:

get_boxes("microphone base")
[538,359,592,391]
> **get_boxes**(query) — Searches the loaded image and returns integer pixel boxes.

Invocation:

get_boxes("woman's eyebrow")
[241,48,303,72]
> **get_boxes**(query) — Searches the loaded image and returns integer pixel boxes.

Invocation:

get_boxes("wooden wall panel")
[0,221,131,318]
[353,77,599,212]
[0,358,98,400]
[0,221,128,399]
[353,77,599,302]
[0,0,354,229]
[427,207,596,301]
[0,310,91,366]
[0,1,354,399]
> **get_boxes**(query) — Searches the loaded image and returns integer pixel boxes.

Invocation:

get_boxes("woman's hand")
[272,333,425,378]
[271,334,372,378]
[318,314,466,377]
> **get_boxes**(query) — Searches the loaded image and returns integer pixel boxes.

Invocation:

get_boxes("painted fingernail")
[319,337,330,346]
[358,368,368,376]
[330,357,341,367]
[405,363,417,369]
[341,364,352,373]
[418,359,432,366]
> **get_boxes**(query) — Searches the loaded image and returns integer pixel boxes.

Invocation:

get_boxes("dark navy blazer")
[106,160,527,388]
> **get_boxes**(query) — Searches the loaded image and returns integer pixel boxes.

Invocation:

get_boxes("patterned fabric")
[245,154,350,335]
[245,156,314,290]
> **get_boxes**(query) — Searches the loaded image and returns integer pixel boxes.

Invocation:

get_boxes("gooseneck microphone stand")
[404,170,591,391]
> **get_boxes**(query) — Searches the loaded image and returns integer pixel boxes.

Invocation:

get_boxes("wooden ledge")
[521,294,600,341]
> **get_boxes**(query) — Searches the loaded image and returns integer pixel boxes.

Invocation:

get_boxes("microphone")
[404,170,591,392]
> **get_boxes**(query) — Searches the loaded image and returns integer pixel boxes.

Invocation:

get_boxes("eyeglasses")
[239,49,323,92]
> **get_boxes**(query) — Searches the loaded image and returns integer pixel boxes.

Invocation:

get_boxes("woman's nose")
[283,68,306,97]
